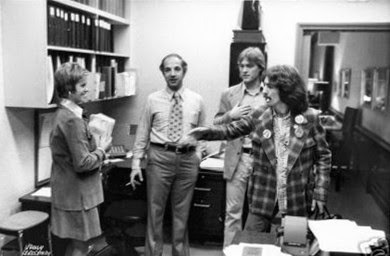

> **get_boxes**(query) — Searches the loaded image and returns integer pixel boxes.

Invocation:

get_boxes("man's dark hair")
[263,65,309,116]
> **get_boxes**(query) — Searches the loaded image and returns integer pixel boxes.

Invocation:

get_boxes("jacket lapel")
[229,83,245,108]
[258,109,277,169]
[286,116,310,173]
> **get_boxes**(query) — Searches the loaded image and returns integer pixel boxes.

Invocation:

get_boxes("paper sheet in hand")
[88,113,115,140]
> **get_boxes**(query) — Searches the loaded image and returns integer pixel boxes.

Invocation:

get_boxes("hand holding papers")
[88,113,115,151]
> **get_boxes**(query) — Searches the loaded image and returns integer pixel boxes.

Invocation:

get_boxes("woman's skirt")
[51,206,102,241]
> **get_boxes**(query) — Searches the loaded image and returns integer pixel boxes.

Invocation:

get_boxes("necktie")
[168,93,183,142]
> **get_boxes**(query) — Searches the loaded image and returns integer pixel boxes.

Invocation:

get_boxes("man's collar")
[60,98,83,119]
[166,87,184,100]
[272,108,291,119]
[242,82,262,96]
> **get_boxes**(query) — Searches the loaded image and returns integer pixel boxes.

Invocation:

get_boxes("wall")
[0,1,36,224]
[0,0,102,227]
[104,0,243,149]
[1,0,390,225]
[331,31,390,143]
[111,0,390,149]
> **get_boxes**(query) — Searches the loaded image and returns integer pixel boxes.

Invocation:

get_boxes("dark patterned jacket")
[199,106,331,218]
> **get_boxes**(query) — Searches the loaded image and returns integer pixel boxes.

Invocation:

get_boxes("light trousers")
[223,152,253,248]
[145,146,199,256]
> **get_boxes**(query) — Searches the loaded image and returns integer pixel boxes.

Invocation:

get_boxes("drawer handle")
[194,187,211,192]
[194,203,210,208]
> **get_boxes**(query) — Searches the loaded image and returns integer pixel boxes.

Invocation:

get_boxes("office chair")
[327,107,359,191]
[101,166,147,256]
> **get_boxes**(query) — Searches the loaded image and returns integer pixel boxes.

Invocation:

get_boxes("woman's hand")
[99,136,112,152]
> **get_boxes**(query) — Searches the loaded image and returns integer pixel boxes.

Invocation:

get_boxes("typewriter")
[107,145,127,159]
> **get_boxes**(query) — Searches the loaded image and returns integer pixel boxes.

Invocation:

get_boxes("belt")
[150,142,196,154]
[242,147,253,155]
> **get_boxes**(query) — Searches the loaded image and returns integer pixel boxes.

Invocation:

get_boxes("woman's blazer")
[50,106,105,211]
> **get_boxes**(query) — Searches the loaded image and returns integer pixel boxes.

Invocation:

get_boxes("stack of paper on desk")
[199,157,224,172]
[224,243,291,256]
[31,187,51,198]
[308,219,386,254]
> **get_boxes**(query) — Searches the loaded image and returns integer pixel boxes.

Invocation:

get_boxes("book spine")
[110,59,117,96]
[101,66,112,98]
[47,6,55,45]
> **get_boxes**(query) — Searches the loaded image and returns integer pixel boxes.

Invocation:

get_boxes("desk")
[18,160,132,213]
[320,115,342,131]
[323,122,342,131]
[19,162,133,256]
[232,230,277,245]
[231,230,371,256]
[19,190,51,213]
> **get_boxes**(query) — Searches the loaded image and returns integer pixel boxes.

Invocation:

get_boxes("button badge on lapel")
[263,129,272,139]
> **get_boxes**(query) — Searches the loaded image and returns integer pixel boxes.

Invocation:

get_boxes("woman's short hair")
[159,53,188,74]
[263,65,309,116]
[54,62,88,100]
[237,47,265,70]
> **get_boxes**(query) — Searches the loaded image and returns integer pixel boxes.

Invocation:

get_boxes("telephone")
[278,216,311,256]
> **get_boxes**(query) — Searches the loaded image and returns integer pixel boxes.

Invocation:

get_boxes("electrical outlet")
[129,124,138,135]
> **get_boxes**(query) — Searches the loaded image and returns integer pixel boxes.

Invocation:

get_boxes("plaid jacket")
[200,107,331,218]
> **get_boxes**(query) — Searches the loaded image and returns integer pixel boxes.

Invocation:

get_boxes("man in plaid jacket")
[182,65,331,232]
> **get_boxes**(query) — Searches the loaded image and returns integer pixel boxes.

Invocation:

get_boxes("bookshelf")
[1,0,132,108]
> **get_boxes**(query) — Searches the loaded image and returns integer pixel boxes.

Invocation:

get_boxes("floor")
[2,169,386,255]
[327,169,389,234]
[134,243,223,256]
[132,169,389,256]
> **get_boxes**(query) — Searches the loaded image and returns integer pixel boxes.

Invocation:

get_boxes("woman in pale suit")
[50,62,111,256]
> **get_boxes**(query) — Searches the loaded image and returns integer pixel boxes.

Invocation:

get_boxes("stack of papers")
[224,243,291,256]
[308,219,386,254]
[31,187,51,198]
[200,157,224,172]
[88,113,115,141]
